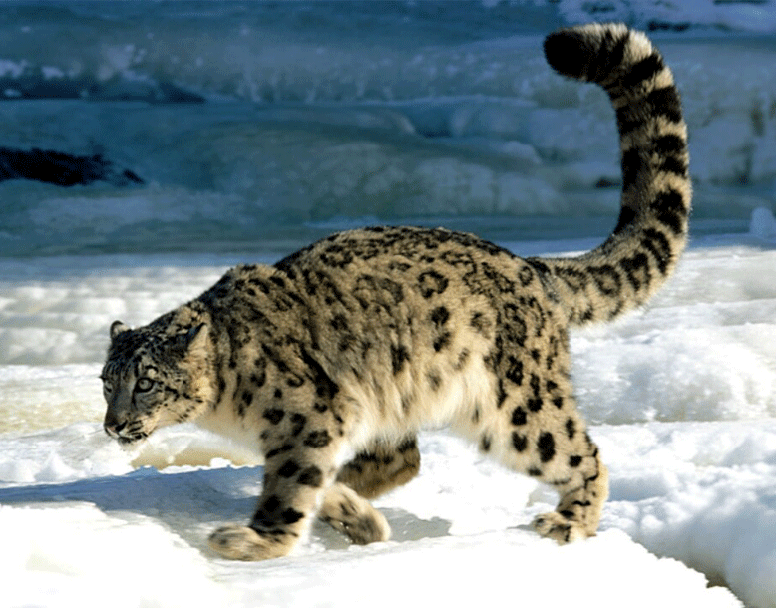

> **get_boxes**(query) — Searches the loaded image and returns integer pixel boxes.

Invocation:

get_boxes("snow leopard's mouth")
[116,434,148,446]
[104,421,151,446]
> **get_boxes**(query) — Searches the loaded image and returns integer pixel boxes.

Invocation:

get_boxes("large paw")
[532,512,588,545]
[208,525,291,561]
[320,483,391,545]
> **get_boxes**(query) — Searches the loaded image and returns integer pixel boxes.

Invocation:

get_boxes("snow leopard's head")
[101,320,213,445]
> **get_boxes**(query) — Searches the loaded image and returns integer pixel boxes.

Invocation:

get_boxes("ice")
[555,0,776,32]
[2,2,776,258]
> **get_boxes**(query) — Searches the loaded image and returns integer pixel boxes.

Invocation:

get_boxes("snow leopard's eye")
[101,378,114,394]
[135,378,155,393]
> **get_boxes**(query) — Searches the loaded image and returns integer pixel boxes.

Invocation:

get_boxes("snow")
[2,235,775,608]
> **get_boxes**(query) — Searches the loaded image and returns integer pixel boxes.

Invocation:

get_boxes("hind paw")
[320,482,390,545]
[533,512,588,544]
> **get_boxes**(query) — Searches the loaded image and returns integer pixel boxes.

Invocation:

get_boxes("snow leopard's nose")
[103,416,127,439]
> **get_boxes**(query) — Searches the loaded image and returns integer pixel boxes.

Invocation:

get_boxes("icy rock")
[750,206,776,239]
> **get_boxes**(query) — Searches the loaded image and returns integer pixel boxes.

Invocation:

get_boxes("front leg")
[209,419,342,560]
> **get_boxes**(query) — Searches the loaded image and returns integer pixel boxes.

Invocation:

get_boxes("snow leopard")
[101,23,690,560]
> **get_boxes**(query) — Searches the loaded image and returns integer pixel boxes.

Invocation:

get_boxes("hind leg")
[532,427,608,543]
[475,356,608,544]
[318,482,391,545]
[317,435,420,544]
[335,435,420,498]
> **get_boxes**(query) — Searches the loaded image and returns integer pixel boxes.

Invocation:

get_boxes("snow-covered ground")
[2,214,775,608]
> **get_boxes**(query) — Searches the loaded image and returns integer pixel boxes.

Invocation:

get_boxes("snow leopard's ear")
[110,320,130,340]
[179,323,209,359]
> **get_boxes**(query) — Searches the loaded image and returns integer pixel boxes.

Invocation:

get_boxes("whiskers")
[61,423,107,446]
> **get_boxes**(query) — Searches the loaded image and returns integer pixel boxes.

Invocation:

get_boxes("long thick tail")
[528,23,691,326]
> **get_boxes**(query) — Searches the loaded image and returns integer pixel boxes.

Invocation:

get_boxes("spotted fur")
[100,23,690,559]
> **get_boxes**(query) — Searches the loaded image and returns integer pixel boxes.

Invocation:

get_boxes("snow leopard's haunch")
[100,24,690,561]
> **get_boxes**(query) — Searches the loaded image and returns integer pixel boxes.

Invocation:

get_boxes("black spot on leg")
[262,494,280,513]
[266,444,293,459]
[530,374,541,396]
[263,408,285,424]
[397,437,417,452]
[511,406,527,426]
[538,432,556,462]
[569,455,582,467]
[280,508,304,525]
[251,373,266,387]
[512,432,528,452]
[566,418,576,439]
[304,430,332,448]
[527,374,543,411]
[527,397,543,412]
[238,391,253,416]
[278,459,301,478]
[297,465,323,487]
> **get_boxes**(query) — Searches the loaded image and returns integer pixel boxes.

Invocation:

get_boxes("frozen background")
[1,1,775,607]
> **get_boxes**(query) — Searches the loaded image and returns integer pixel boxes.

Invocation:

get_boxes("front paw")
[208,525,291,561]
